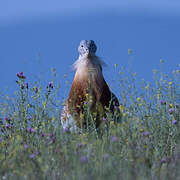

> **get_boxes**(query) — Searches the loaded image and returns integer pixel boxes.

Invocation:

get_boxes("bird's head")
[78,40,97,57]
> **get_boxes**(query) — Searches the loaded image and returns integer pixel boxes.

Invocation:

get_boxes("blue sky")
[0,1,180,97]
[1,0,180,24]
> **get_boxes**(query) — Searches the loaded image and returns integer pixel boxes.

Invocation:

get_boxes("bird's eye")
[81,45,83,47]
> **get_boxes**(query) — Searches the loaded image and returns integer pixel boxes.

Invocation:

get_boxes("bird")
[61,40,121,132]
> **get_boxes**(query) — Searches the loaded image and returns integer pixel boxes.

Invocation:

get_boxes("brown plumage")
[61,40,120,132]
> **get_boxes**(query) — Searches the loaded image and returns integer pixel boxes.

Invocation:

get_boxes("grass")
[0,62,180,180]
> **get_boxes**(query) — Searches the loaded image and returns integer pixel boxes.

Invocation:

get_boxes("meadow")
[0,60,180,180]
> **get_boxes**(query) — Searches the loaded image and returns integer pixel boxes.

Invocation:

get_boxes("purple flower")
[34,150,39,155]
[161,157,167,164]
[29,154,36,159]
[172,120,177,125]
[84,101,88,105]
[169,108,174,114]
[16,72,26,79]
[26,127,35,133]
[48,133,54,138]
[80,156,88,164]
[143,131,149,137]
[63,127,70,133]
[5,124,9,129]
[26,127,31,132]
[103,154,109,159]
[77,143,83,148]
[41,133,45,137]
[23,145,29,150]
[103,117,106,122]
[114,106,119,110]
[111,136,118,142]
[54,149,57,153]
[29,150,39,159]
[160,100,166,105]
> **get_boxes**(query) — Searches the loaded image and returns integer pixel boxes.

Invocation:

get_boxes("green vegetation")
[0,62,180,180]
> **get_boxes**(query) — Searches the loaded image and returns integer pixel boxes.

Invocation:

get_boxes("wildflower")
[169,108,173,114]
[84,101,88,105]
[4,124,10,129]
[145,84,149,89]
[103,117,106,122]
[23,145,29,150]
[110,121,115,127]
[29,154,36,159]
[48,133,54,138]
[41,133,45,137]
[63,127,70,133]
[80,113,84,119]
[16,72,26,79]
[119,105,124,112]
[34,150,39,155]
[168,82,172,86]
[160,100,166,105]
[169,104,173,108]
[54,149,57,153]
[136,97,141,102]
[143,131,149,137]
[111,136,118,142]
[114,106,119,110]
[80,155,88,164]
[4,117,11,123]
[26,127,35,133]
[77,143,83,148]
[128,48,132,55]
[103,154,109,159]
[172,120,177,125]
[161,157,167,164]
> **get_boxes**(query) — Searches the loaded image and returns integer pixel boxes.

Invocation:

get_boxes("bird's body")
[61,40,120,132]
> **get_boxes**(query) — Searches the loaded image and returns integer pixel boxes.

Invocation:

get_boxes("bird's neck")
[74,56,103,83]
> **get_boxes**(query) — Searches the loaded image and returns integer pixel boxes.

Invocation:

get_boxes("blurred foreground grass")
[0,63,180,180]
